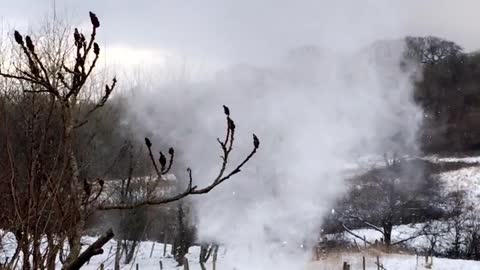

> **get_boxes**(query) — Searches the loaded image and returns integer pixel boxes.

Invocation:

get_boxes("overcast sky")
[2,0,480,72]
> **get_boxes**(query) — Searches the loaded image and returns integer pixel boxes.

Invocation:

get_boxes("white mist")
[125,1,422,269]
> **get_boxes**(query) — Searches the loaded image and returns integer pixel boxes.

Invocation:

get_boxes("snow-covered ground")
[3,155,480,269]
[309,252,480,270]
[80,239,218,270]
[352,154,480,209]
[424,154,480,206]
[340,223,451,254]
[424,155,480,164]
[78,237,480,270]
[74,237,480,270]
[438,166,480,209]
[4,230,479,269]
[0,233,225,270]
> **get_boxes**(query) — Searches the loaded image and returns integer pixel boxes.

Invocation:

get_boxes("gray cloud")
[116,2,423,268]
[0,1,474,268]
[3,0,480,71]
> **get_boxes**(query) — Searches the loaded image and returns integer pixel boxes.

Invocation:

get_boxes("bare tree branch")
[100,106,259,210]
[341,223,372,245]
[64,229,114,270]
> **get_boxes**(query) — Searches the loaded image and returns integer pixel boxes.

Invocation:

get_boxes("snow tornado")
[126,1,423,269]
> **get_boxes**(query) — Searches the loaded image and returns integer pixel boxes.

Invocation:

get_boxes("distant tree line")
[406,36,480,153]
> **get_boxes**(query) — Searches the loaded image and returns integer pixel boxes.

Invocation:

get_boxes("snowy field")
[352,154,480,208]
[438,166,480,209]
[341,223,458,254]
[2,155,480,269]
[309,252,480,270]
[3,231,480,269]
[78,238,480,270]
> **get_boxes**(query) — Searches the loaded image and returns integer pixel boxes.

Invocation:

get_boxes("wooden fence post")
[150,243,155,258]
[377,256,380,270]
[107,246,113,257]
[159,260,163,270]
[163,232,168,257]
[363,256,366,270]
[425,255,433,269]
[183,257,190,270]
[212,245,219,270]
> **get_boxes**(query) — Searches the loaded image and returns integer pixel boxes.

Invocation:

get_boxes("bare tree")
[421,220,448,256]
[405,36,463,65]
[199,243,218,270]
[0,11,260,270]
[110,143,150,267]
[0,14,260,270]
[99,103,259,268]
[442,190,480,259]
[0,12,115,270]
[339,154,440,248]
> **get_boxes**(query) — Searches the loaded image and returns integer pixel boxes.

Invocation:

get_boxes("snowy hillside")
[3,155,480,270]
[438,166,480,209]
[309,252,480,270]
[4,230,479,269]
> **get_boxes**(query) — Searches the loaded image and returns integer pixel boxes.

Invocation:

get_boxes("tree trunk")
[64,229,114,270]
[46,234,62,270]
[9,231,22,269]
[65,233,81,268]
[212,245,218,270]
[20,233,31,270]
[32,233,41,270]
[124,240,138,264]
[114,240,122,270]
[163,232,168,257]
[62,104,85,268]
[383,222,393,248]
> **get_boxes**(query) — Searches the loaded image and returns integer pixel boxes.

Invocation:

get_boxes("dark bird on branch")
[89,12,100,28]
[253,134,260,149]
[25,36,34,51]
[145,137,152,148]
[74,28,82,47]
[93,42,100,55]
[159,152,167,167]
[14,31,23,45]
[223,105,230,116]
[74,28,80,42]
[228,118,235,131]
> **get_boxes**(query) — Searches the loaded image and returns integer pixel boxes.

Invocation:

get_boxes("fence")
[341,254,433,270]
